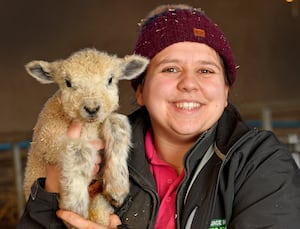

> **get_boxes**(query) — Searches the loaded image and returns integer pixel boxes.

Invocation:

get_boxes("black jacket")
[17,104,300,229]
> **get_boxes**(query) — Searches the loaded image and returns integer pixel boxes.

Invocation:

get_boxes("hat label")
[193,28,205,37]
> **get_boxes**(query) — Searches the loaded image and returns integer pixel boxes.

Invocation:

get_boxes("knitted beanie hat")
[132,4,237,90]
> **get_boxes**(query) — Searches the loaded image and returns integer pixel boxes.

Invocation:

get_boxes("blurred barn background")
[0,0,299,227]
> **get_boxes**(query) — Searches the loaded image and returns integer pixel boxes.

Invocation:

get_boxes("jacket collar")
[216,103,250,155]
[128,107,156,187]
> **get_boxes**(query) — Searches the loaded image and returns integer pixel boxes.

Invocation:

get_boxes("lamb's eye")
[108,77,113,85]
[65,79,72,88]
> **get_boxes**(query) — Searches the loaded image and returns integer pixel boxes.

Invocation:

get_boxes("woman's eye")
[65,79,72,88]
[200,69,213,74]
[162,67,177,73]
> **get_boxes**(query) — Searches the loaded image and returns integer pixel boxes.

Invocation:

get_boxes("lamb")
[23,48,149,227]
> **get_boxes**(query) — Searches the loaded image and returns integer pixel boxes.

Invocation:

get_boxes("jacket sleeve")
[16,178,131,229]
[226,131,300,229]
[16,178,66,229]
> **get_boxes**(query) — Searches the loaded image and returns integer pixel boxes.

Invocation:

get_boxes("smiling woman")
[135,42,229,150]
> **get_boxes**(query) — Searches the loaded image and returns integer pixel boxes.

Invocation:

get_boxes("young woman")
[18,4,300,229]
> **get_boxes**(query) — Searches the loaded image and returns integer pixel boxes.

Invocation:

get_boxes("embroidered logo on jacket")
[210,219,226,229]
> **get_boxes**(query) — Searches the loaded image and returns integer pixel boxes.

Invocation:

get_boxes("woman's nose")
[177,72,199,92]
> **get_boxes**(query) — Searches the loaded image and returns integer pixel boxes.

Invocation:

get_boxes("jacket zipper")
[175,131,208,228]
[175,129,255,228]
[207,130,256,228]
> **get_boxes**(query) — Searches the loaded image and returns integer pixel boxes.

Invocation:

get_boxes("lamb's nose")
[84,106,100,115]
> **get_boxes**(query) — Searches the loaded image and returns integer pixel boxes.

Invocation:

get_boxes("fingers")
[45,164,61,193]
[57,210,96,229]
[67,120,83,139]
[109,214,122,228]
[90,140,104,176]
[56,210,116,229]
[67,121,105,151]
[90,139,105,152]
[92,161,100,176]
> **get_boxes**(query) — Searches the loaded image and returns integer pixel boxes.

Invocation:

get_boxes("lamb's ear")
[120,55,149,80]
[25,60,54,84]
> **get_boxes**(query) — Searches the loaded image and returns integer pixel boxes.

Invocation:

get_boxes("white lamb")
[23,48,149,227]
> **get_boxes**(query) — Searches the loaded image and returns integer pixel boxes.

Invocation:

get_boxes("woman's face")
[136,42,229,142]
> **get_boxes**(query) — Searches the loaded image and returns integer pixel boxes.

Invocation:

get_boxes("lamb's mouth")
[86,117,98,122]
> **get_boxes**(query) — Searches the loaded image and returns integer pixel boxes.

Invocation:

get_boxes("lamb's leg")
[101,113,130,206]
[89,194,114,226]
[59,139,97,218]
[23,148,46,199]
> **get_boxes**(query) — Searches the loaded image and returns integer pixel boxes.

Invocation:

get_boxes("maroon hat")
[132,4,237,90]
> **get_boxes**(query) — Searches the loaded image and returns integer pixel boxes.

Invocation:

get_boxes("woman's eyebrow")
[156,58,181,66]
[196,60,222,70]
[155,58,222,71]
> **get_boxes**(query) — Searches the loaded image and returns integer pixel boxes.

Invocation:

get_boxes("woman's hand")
[57,209,121,229]
[45,120,104,193]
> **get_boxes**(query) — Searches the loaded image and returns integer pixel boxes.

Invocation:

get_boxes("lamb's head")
[25,48,149,122]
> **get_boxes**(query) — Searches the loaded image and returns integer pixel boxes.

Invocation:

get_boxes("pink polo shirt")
[145,130,185,229]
